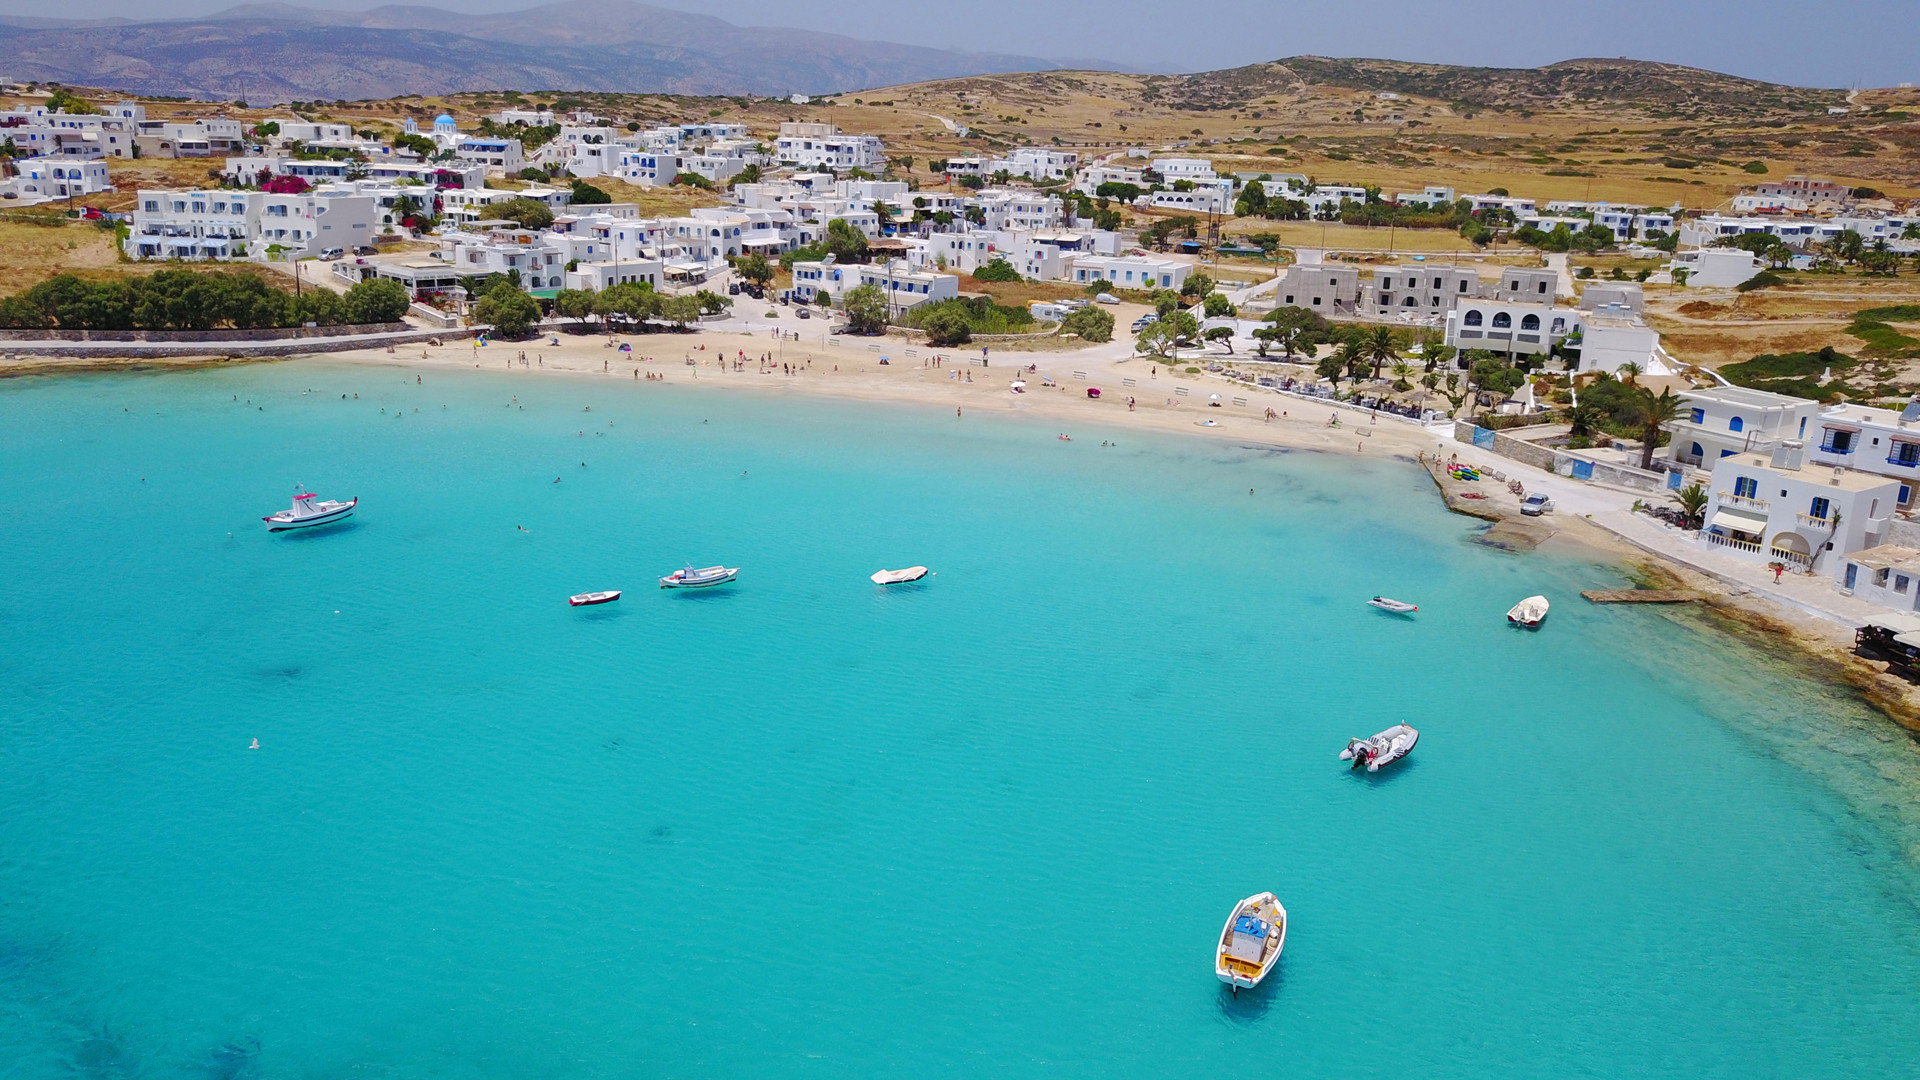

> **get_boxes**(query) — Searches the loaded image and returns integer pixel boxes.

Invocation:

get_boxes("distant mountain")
[0,0,1086,101]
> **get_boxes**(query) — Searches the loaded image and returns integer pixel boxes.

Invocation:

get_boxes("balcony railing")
[1770,546,1813,567]
[1817,443,1855,455]
[1888,455,1920,468]
[1704,530,1763,554]
[1717,492,1771,510]
[1798,513,1836,528]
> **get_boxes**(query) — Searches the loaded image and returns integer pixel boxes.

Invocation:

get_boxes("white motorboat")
[1367,596,1418,614]
[262,485,356,531]
[1341,724,1419,772]
[1507,595,1550,627]
[568,590,621,607]
[871,566,930,585]
[660,564,738,589]
[1215,892,1287,990]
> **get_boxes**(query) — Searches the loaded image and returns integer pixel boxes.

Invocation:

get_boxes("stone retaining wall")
[0,328,469,360]
[0,322,411,343]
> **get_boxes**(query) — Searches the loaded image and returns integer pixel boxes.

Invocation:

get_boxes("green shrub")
[1735,270,1785,292]
[972,259,1021,283]
[1060,306,1114,342]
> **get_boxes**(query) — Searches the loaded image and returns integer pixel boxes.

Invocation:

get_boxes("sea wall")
[1455,424,1668,494]
[0,322,411,343]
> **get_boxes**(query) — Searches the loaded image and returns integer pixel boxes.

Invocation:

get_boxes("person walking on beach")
[1128,397,1135,412]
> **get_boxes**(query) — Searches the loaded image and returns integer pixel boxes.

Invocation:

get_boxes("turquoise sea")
[3,360,1920,1078]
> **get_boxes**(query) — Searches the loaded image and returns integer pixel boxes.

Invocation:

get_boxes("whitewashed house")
[1067,254,1191,292]
[125,188,380,261]
[455,136,524,173]
[788,259,958,311]
[775,123,885,170]
[1808,401,1920,513]
[1698,445,1898,573]
[14,156,113,200]
[1444,301,1581,359]
[988,147,1079,181]
[1669,247,1762,287]
[1668,386,1818,469]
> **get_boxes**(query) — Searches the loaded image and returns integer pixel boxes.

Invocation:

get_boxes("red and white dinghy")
[263,485,356,531]
[568,590,621,607]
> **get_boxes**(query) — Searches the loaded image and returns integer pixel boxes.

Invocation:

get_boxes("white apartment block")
[788,259,959,311]
[1668,386,1817,469]
[1808,401,1920,512]
[455,136,525,173]
[1135,179,1236,216]
[125,188,380,261]
[2,126,111,159]
[439,230,570,290]
[774,123,885,170]
[1394,185,1456,206]
[1443,300,1580,358]
[966,189,1064,231]
[1076,165,1144,196]
[1668,248,1762,288]
[1,102,141,157]
[1068,254,1191,292]
[1151,157,1217,181]
[491,108,557,127]
[12,156,113,200]
[988,147,1079,181]
[134,118,245,158]
[1699,446,1898,574]
[269,120,355,144]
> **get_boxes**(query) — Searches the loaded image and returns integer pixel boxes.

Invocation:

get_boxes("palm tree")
[1618,361,1642,386]
[1634,387,1685,471]
[1567,402,1601,439]
[1669,481,1709,529]
[1339,338,1369,387]
[1315,352,1346,394]
[1389,360,1416,392]
[1364,326,1398,380]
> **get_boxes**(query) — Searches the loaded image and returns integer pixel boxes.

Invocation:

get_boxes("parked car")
[317,247,344,261]
[1095,293,1119,305]
[727,282,741,295]
[353,245,378,256]
[1131,313,1158,332]
[1520,493,1555,516]
[796,307,811,319]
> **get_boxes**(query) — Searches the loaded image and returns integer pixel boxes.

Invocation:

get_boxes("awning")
[1893,630,1920,649]
[1709,508,1768,534]
[1864,612,1920,635]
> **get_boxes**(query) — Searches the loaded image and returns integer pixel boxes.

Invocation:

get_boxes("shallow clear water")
[3,360,1919,1079]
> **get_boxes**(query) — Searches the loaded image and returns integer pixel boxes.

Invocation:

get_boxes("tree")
[1670,482,1709,529]
[1633,386,1685,471]
[1363,325,1398,380]
[392,133,437,158]
[1438,372,1470,415]
[1203,293,1235,318]
[1135,311,1198,358]
[1180,272,1214,299]
[1618,361,1642,385]
[1060,306,1113,343]
[731,163,763,187]
[842,283,888,334]
[341,279,410,324]
[45,87,95,114]
[1260,306,1325,359]
[920,304,972,345]
[825,218,869,264]
[496,197,554,231]
[569,179,612,205]
[972,258,1022,283]
[660,294,702,327]
[734,253,774,289]
[693,289,732,316]
[473,280,540,338]
[253,121,281,138]
[593,281,659,329]
[1389,360,1416,392]
[1315,351,1347,393]
[1339,337,1369,386]
[1204,325,1235,353]
[553,288,597,326]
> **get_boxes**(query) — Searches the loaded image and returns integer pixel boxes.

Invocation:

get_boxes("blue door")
[1846,563,1859,590]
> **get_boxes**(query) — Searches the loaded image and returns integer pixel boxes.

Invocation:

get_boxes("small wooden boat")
[871,566,930,585]
[661,565,738,589]
[1507,595,1550,627]
[1367,596,1418,614]
[568,590,621,607]
[1215,892,1287,990]
[1341,724,1419,772]
[262,485,356,531]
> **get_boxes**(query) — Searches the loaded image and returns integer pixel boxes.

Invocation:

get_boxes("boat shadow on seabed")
[1215,969,1283,1025]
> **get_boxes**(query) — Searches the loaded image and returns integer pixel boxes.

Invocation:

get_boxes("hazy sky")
[6,0,1916,89]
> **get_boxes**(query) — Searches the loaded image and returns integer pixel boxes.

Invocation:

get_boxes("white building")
[1067,254,1191,292]
[966,189,1064,231]
[134,118,245,158]
[125,188,381,262]
[455,136,525,173]
[439,229,570,290]
[1668,386,1818,469]
[1370,265,1480,314]
[1076,164,1145,196]
[775,123,885,170]
[12,156,113,200]
[1808,401,1920,513]
[1443,300,1580,358]
[1699,446,1899,574]
[988,147,1079,181]
[788,259,959,311]
[1151,157,1217,181]
[1135,178,1235,216]
[1669,248,1762,288]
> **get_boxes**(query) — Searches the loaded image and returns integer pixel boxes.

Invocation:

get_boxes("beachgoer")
[249,738,259,750]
